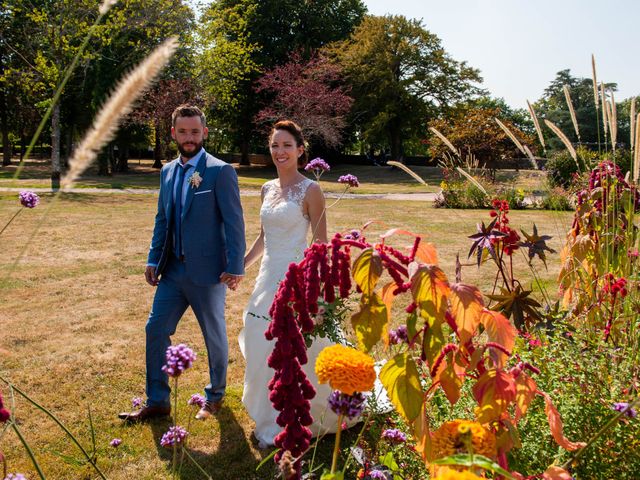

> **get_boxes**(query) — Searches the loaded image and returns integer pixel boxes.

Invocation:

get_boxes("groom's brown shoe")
[195,399,223,420]
[118,404,170,423]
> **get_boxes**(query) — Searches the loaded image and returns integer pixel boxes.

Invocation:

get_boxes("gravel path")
[0,187,438,201]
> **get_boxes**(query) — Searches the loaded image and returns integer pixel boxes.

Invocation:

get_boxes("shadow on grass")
[147,406,279,479]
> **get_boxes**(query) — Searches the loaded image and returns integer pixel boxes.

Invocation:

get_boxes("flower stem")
[0,379,107,479]
[11,422,46,480]
[0,208,23,237]
[562,396,640,470]
[172,377,178,477]
[330,413,344,474]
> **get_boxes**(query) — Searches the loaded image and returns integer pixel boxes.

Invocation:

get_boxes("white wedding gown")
[239,177,348,447]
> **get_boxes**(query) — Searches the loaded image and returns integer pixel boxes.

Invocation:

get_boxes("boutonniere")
[188,171,202,189]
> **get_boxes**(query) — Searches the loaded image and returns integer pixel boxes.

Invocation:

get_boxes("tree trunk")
[0,86,10,166]
[239,138,250,166]
[389,125,403,164]
[152,121,163,169]
[115,144,129,172]
[50,103,62,190]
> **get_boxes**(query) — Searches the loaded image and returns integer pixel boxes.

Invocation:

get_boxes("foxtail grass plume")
[387,161,428,186]
[544,119,579,169]
[634,113,640,182]
[563,85,581,142]
[523,145,539,170]
[494,118,538,169]
[608,91,617,150]
[591,54,599,110]
[61,37,179,190]
[606,101,615,151]
[98,0,118,15]
[456,167,487,196]
[527,100,546,152]
[601,82,609,140]
[429,127,459,156]
[631,97,636,151]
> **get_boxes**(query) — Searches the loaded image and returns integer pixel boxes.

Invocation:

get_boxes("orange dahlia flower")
[315,344,376,395]
[432,420,497,460]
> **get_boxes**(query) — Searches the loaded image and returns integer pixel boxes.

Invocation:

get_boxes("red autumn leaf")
[415,242,438,265]
[438,358,462,405]
[380,228,419,239]
[543,466,574,479]
[380,282,397,347]
[472,369,517,424]
[412,400,433,463]
[538,391,587,451]
[514,372,538,423]
[480,309,517,368]
[450,283,485,344]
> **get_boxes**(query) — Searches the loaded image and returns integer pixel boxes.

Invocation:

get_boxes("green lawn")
[0,157,547,196]
[0,190,572,479]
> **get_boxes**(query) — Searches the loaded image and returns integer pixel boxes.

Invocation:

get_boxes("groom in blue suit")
[119,105,245,422]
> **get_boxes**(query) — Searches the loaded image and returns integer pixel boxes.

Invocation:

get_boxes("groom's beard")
[177,140,203,159]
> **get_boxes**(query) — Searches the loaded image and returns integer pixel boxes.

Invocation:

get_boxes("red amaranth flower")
[0,391,10,423]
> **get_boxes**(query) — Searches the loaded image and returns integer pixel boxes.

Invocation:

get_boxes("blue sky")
[364,0,638,108]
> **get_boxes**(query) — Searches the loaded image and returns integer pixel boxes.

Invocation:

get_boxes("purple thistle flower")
[110,438,122,447]
[4,475,28,480]
[132,396,143,408]
[337,174,359,188]
[161,344,196,377]
[19,191,39,208]
[305,157,330,172]
[368,470,390,480]
[388,325,408,345]
[187,393,206,408]
[382,428,407,443]
[612,402,637,418]
[160,425,189,448]
[327,390,366,420]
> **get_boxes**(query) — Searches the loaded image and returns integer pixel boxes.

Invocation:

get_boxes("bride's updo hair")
[270,120,309,168]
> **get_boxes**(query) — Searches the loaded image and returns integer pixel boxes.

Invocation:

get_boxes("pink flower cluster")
[161,344,196,377]
[160,426,188,447]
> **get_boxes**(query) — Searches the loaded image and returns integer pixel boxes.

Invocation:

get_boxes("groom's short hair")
[172,105,206,128]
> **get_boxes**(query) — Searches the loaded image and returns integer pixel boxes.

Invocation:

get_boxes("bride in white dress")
[238,120,346,449]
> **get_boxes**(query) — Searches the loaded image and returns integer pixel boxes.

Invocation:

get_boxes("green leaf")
[321,470,344,480]
[432,454,516,479]
[352,248,383,296]
[351,292,388,352]
[379,352,423,422]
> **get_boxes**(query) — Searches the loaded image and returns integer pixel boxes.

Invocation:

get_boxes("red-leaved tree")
[255,53,353,149]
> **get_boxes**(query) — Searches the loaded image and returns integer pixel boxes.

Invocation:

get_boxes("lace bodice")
[260,177,314,264]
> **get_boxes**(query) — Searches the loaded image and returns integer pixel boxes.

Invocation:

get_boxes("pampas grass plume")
[631,97,636,151]
[527,100,546,152]
[591,54,599,110]
[600,82,609,139]
[563,85,581,142]
[634,113,640,182]
[544,119,579,169]
[429,127,459,156]
[609,90,617,150]
[387,161,428,186]
[62,37,179,190]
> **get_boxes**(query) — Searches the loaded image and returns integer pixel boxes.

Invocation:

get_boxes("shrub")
[539,187,574,211]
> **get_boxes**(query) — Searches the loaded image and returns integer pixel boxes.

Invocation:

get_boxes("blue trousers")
[145,257,228,407]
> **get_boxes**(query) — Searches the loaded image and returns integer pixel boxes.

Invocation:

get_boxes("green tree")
[326,15,482,161]
[535,69,616,152]
[196,0,366,163]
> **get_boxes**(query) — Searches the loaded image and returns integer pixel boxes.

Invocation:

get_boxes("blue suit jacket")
[148,151,246,285]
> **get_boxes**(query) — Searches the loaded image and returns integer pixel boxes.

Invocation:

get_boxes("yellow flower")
[431,420,496,460]
[433,467,484,480]
[315,345,376,395]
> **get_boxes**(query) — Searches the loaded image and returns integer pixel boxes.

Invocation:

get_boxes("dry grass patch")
[0,192,571,478]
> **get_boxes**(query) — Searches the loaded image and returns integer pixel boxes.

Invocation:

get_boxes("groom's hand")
[145,266,159,286]
[220,272,242,291]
